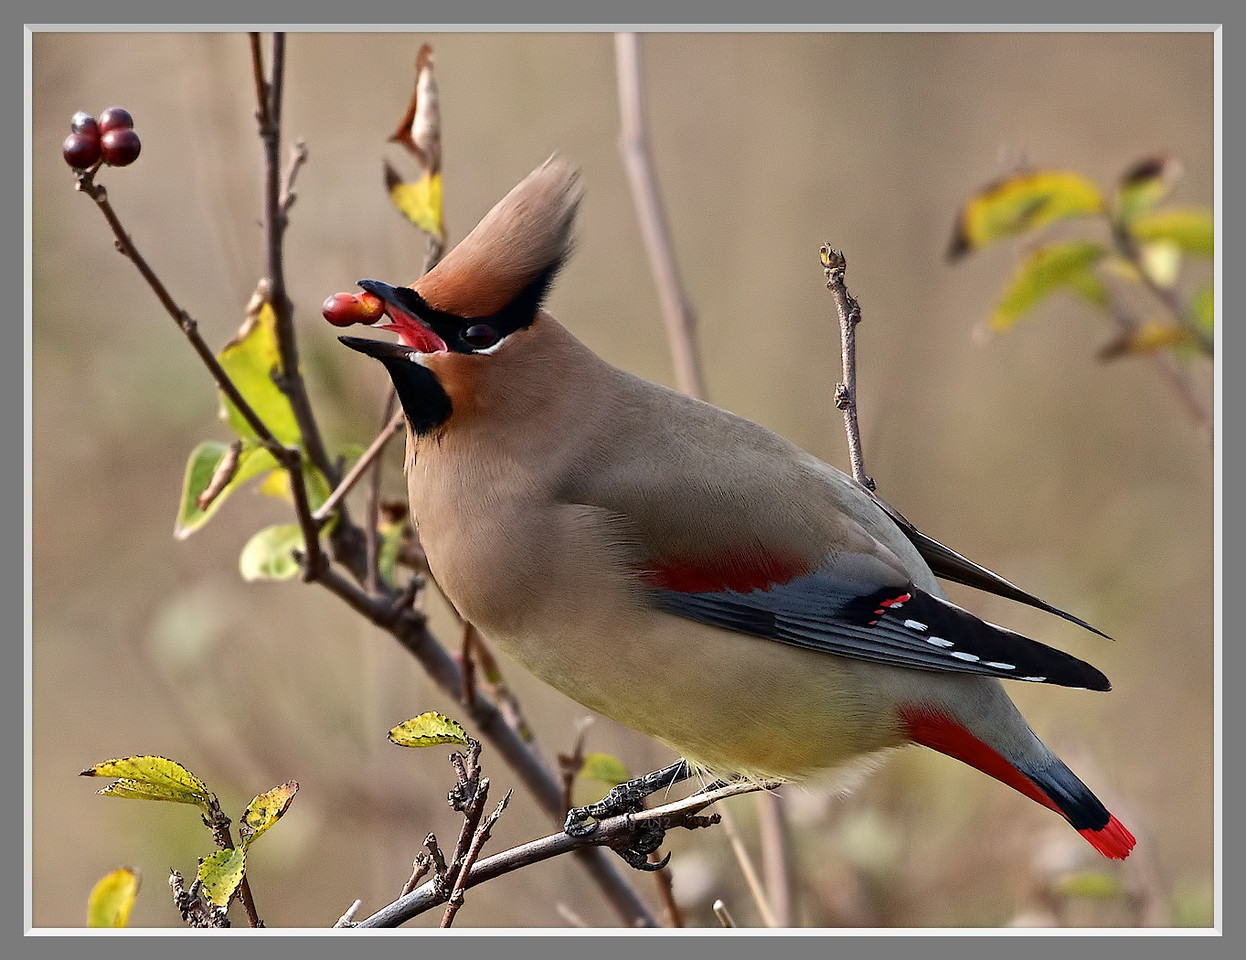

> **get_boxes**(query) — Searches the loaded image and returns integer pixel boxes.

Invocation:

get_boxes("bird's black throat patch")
[377,356,453,437]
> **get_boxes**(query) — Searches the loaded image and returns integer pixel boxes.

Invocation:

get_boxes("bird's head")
[335,156,582,436]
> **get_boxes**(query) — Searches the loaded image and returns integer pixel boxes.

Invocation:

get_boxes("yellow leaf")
[388,711,468,748]
[1128,208,1213,257]
[198,848,247,907]
[387,165,444,239]
[240,781,299,847]
[948,170,1105,259]
[217,288,301,444]
[82,756,212,809]
[990,241,1108,331]
[87,867,140,928]
[1099,320,1194,361]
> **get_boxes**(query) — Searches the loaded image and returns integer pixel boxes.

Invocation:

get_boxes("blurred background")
[30,31,1214,929]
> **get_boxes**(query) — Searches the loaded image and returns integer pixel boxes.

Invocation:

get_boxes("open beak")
[355,279,449,353]
[337,335,419,362]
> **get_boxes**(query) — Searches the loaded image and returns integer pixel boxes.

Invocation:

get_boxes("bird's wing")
[868,491,1110,639]
[642,547,1111,691]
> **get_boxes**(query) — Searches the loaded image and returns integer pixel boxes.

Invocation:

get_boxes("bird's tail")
[903,707,1136,859]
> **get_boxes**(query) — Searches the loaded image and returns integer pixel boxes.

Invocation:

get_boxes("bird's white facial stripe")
[472,334,512,356]
[925,636,954,648]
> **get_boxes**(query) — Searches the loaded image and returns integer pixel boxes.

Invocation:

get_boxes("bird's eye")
[462,323,500,350]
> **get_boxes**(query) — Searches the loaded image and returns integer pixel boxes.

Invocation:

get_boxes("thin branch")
[1102,290,1212,436]
[357,778,779,927]
[252,32,337,486]
[73,36,656,930]
[75,175,281,450]
[821,245,873,490]
[308,564,656,926]
[718,804,778,928]
[757,790,796,927]
[312,410,405,525]
[441,789,512,927]
[279,139,309,220]
[614,32,706,399]
[713,899,738,927]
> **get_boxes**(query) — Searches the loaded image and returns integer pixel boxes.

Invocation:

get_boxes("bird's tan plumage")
[341,158,1135,858]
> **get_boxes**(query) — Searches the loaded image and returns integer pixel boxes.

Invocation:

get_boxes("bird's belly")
[486,607,910,781]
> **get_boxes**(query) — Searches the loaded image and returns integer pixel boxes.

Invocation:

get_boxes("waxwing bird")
[335,157,1135,861]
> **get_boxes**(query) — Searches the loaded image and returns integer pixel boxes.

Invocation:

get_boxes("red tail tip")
[1079,815,1136,860]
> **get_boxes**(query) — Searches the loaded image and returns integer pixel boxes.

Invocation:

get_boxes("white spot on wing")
[984,661,1016,670]
[925,636,954,648]
[903,619,927,631]
[1021,676,1047,682]
[950,651,981,662]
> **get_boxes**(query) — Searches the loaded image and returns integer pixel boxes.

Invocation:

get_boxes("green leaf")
[1056,870,1125,900]
[579,752,629,787]
[385,163,444,239]
[239,524,305,582]
[217,296,301,444]
[376,519,405,587]
[82,756,213,809]
[388,711,468,748]
[1115,155,1183,223]
[198,848,246,908]
[240,780,299,848]
[175,440,279,540]
[87,867,140,928]
[1128,208,1213,257]
[948,170,1105,259]
[991,240,1108,331]
[1190,283,1214,337]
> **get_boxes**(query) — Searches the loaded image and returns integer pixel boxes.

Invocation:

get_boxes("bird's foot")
[563,759,693,869]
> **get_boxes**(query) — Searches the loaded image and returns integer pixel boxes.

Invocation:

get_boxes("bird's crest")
[415,156,582,318]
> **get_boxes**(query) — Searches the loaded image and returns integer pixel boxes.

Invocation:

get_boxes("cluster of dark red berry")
[62,107,142,170]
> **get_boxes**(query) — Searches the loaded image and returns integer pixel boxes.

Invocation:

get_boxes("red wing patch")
[639,550,810,594]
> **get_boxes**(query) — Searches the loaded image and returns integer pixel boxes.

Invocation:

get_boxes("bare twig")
[713,899,737,927]
[357,777,779,927]
[821,244,873,490]
[313,410,405,526]
[1101,290,1213,437]
[72,35,657,930]
[279,139,309,220]
[718,804,778,927]
[650,856,686,927]
[757,790,796,926]
[614,33,706,399]
[441,789,512,927]
[333,899,363,928]
[400,855,433,898]
[615,33,795,920]
[251,32,336,486]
